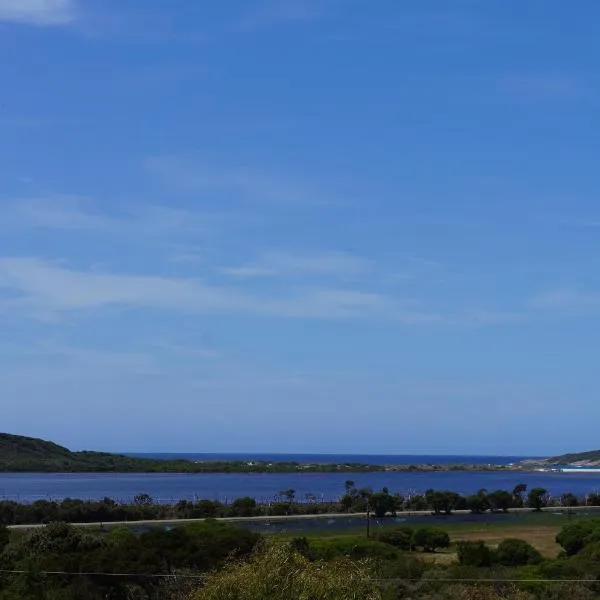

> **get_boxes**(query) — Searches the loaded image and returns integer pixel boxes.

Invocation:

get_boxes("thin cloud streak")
[531,288,600,313]
[236,0,339,31]
[0,195,241,238]
[0,257,527,327]
[0,0,76,26]
[0,256,423,322]
[220,251,371,280]
[498,74,581,101]
[146,156,335,207]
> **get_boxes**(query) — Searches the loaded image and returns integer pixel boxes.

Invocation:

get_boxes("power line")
[0,569,205,580]
[0,570,597,584]
[371,578,598,584]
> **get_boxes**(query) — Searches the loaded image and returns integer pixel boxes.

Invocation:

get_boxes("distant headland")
[0,432,593,473]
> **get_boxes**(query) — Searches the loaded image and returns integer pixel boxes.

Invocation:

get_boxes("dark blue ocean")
[2,454,600,504]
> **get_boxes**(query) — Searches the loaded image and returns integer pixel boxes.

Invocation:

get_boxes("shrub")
[289,536,311,558]
[553,542,600,581]
[189,543,382,600]
[495,538,542,566]
[374,552,426,580]
[269,502,294,516]
[377,526,414,550]
[412,527,450,552]
[556,520,600,556]
[310,537,398,561]
[456,540,494,567]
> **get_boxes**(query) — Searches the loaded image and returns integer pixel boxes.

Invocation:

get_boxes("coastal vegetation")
[7,431,600,476]
[4,515,600,598]
[0,433,385,473]
[0,433,522,473]
[3,482,600,527]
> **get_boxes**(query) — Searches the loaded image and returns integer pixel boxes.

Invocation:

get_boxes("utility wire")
[0,570,597,583]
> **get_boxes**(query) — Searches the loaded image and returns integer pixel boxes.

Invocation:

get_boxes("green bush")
[310,536,398,561]
[374,552,426,580]
[456,540,493,567]
[495,538,542,566]
[555,519,600,556]
[377,526,414,550]
[412,527,450,552]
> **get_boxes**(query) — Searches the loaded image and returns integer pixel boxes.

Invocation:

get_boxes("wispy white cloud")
[167,251,205,265]
[498,74,580,101]
[0,256,421,322]
[0,254,525,327]
[0,339,160,380]
[220,266,278,278]
[0,0,76,26]
[530,288,600,313]
[146,156,332,207]
[0,194,235,238]
[221,251,371,280]
[236,0,338,31]
[453,309,526,325]
[148,339,220,359]
[1,195,113,231]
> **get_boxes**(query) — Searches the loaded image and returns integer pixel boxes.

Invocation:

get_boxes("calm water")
[3,468,600,503]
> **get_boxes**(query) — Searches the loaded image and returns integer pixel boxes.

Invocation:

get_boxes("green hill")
[0,433,383,474]
[546,449,600,465]
[0,432,199,472]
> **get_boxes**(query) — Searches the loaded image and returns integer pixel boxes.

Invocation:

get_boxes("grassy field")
[274,511,594,561]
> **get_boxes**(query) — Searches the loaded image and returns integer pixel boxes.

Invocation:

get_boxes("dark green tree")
[230,496,257,517]
[487,490,513,512]
[527,487,548,511]
[496,538,542,566]
[279,489,296,502]
[456,540,493,567]
[561,492,579,507]
[368,489,402,518]
[411,527,450,552]
[512,483,527,506]
[465,492,489,514]
[133,493,154,507]
[425,490,460,515]
[404,494,428,511]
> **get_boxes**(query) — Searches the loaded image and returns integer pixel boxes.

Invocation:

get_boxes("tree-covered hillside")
[0,433,382,473]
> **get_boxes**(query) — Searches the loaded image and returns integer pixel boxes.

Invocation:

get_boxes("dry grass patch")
[451,525,562,558]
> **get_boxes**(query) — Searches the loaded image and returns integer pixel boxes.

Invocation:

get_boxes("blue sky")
[1,0,599,455]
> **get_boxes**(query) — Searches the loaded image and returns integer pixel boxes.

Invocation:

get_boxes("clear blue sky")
[1,0,598,455]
